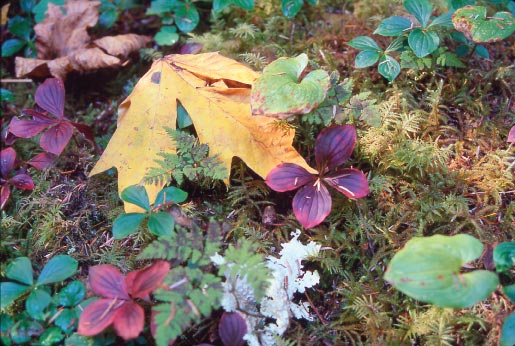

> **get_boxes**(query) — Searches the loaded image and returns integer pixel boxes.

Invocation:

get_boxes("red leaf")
[1,147,16,178]
[10,173,35,190]
[8,117,52,138]
[324,168,370,199]
[315,125,356,172]
[1,185,11,210]
[36,78,65,118]
[88,265,130,300]
[218,312,247,346]
[27,152,56,170]
[113,301,145,340]
[292,182,332,229]
[265,163,315,192]
[71,121,96,144]
[40,121,74,155]
[128,260,170,299]
[508,126,515,143]
[77,298,120,336]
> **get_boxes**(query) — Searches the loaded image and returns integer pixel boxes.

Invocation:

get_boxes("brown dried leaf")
[93,34,152,58]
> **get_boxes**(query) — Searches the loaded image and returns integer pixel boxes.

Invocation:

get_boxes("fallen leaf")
[15,0,150,79]
[89,52,314,212]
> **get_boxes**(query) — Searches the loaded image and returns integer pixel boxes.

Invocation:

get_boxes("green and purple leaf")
[315,124,356,171]
[292,182,332,229]
[324,168,370,199]
[88,265,130,300]
[265,163,315,192]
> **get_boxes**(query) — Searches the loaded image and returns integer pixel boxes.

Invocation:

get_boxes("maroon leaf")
[88,265,130,300]
[292,182,332,229]
[265,163,315,192]
[27,152,56,170]
[40,121,74,155]
[324,168,370,199]
[1,147,16,178]
[8,116,54,138]
[128,260,170,299]
[77,298,120,336]
[35,78,65,118]
[71,121,96,144]
[113,301,145,340]
[508,125,515,143]
[180,43,203,54]
[218,312,247,346]
[315,124,356,172]
[10,173,35,190]
[1,185,11,210]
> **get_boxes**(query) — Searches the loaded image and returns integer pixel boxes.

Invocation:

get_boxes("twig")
[1,79,33,83]
[304,291,328,326]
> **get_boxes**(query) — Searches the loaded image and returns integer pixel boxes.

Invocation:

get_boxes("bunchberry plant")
[265,124,370,229]
[78,260,170,340]
[8,78,94,158]
[0,147,34,210]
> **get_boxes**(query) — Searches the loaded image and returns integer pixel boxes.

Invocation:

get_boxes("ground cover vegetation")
[1,0,514,345]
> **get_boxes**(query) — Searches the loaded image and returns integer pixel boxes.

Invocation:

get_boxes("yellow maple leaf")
[89,52,314,212]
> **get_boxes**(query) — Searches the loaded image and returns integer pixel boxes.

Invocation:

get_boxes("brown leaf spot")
[151,72,161,84]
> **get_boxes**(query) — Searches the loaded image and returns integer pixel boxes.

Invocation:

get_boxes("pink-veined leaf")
[292,181,332,229]
[1,147,16,178]
[113,301,145,340]
[128,260,170,299]
[40,121,74,155]
[265,163,315,192]
[218,312,247,346]
[1,185,11,210]
[508,125,515,143]
[10,173,35,190]
[88,265,130,300]
[315,124,356,172]
[77,298,120,336]
[27,152,56,170]
[8,115,54,138]
[324,168,370,199]
[35,78,65,118]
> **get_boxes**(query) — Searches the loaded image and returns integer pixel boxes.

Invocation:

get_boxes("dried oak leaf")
[89,53,315,212]
[15,0,150,79]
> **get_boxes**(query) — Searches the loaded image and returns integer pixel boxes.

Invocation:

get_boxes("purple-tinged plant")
[265,124,370,229]
[1,147,34,210]
[508,125,515,143]
[8,78,94,157]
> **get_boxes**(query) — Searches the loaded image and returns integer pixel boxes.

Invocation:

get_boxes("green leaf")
[504,284,515,303]
[39,327,64,346]
[493,242,515,272]
[474,44,489,58]
[146,0,175,15]
[385,37,406,53]
[354,50,380,68]
[37,255,78,285]
[1,314,14,346]
[6,257,33,285]
[1,39,26,57]
[374,16,413,36]
[404,0,432,27]
[1,88,15,102]
[377,55,400,82]
[58,281,86,307]
[384,234,499,308]
[64,333,92,346]
[452,6,515,42]
[501,312,515,346]
[154,26,179,46]
[121,185,151,211]
[154,186,188,206]
[429,11,454,28]
[112,212,147,239]
[213,0,254,12]
[348,36,381,51]
[26,289,52,320]
[154,26,178,46]
[408,28,439,57]
[54,309,78,333]
[98,8,118,28]
[177,103,193,129]
[20,0,36,13]
[148,212,176,236]
[32,0,66,23]
[0,282,31,309]
[450,0,474,9]
[175,2,199,33]
[10,319,44,344]
[282,0,303,19]
[251,53,331,118]
[8,16,33,41]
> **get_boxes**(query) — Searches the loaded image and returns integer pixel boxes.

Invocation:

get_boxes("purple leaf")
[10,173,35,190]
[88,265,130,300]
[1,147,16,178]
[113,301,145,340]
[71,121,96,144]
[78,298,119,337]
[292,182,332,229]
[324,168,370,199]
[265,163,315,192]
[35,78,65,118]
[508,125,515,143]
[8,116,53,138]
[218,312,247,346]
[180,43,203,54]
[315,124,356,172]
[1,185,11,210]
[40,121,74,155]
[27,152,56,170]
